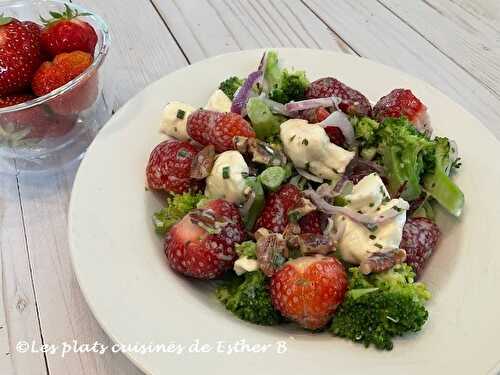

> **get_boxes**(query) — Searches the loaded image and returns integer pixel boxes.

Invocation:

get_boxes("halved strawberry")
[146,139,201,193]
[270,255,348,329]
[306,77,372,117]
[298,211,322,234]
[254,184,301,233]
[165,199,245,279]
[373,89,430,134]
[187,109,255,152]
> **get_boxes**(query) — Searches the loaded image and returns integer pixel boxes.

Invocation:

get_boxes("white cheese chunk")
[205,89,232,112]
[160,101,195,141]
[280,119,355,180]
[234,256,259,276]
[335,173,408,264]
[205,151,249,204]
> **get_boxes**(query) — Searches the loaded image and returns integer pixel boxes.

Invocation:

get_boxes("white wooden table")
[1,1,499,374]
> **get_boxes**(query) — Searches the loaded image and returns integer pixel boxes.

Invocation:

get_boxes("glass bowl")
[0,0,110,173]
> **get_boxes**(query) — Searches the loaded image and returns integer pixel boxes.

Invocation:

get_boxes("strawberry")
[298,211,322,234]
[187,109,256,153]
[146,139,201,193]
[300,107,330,123]
[306,77,372,117]
[31,51,96,115]
[323,126,345,146]
[373,89,429,133]
[0,16,43,95]
[165,199,245,279]
[40,5,97,57]
[32,51,93,96]
[0,93,35,108]
[400,217,440,277]
[270,256,348,329]
[254,184,301,233]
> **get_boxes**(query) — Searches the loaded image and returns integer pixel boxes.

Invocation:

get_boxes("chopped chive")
[176,109,186,119]
[374,243,383,249]
[369,234,377,240]
[222,166,230,179]
[290,135,296,142]
[302,139,309,146]
[369,202,375,207]
[177,149,188,158]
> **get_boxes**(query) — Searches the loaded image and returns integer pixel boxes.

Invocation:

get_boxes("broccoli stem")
[423,169,464,217]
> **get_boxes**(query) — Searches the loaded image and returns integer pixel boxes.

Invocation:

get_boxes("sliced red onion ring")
[304,190,408,226]
[259,96,290,116]
[296,168,324,183]
[284,96,342,113]
[353,157,385,176]
[231,52,266,115]
[319,111,355,146]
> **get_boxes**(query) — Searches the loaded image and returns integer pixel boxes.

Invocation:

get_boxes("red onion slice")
[304,190,408,226]
[284,96,342,113]
[319,111,355,146]
[296,168,324,183]
[231,52,266,115]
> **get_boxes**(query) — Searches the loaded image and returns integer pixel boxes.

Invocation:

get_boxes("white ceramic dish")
[69,49,500,375]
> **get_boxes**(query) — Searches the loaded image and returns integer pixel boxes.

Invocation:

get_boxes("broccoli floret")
[216,271,283,326]
[235,241,257,259]
[152,192,204,234]
[264,51,309,104]
[422,137,464,217]
[377,117,434,201]
[219,76,244,100]
[330,264,430,350]
[352,116,380,147]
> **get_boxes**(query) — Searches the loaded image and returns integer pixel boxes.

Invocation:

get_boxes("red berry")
[373,89,427,125]
[165,199,245,279]
[400,217,440,277]
[146,140,200,193]
[32,51,93,97]
[40,5,97,57]
[0,93,35,108]
[270,256,348,329]
[299,211,322,234]
[306,77,372,117]
[255,184,301,233]
[300,107,330,123]
[323,125,345,146]
[187,109,255,153]
[0,17,43,95]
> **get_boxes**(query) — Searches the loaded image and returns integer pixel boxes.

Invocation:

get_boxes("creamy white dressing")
[205,151,249,204]
[160,101,195,141]
[280,119,355,180]
[205,89,232,112]
[233,256,259,276]
[334,173,408,264]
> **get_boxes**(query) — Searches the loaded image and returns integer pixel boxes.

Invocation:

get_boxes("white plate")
[69,49,500,375]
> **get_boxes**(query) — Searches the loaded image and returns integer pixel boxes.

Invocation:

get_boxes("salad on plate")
[145,51,464,350]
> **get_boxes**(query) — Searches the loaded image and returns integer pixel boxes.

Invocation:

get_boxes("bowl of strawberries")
[0,0,110,172]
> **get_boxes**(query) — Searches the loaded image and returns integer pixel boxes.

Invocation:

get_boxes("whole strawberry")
[0,93,35,109]
[270,256,347,329]
[187,109,256,153]
[306,77,372,117]
[32,51,93,97]
[146,139,201,194]
[40,4,97,57]
[0,16,43,95]
[165,199,245,279]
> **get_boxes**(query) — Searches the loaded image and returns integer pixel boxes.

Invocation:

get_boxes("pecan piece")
[359,248,407,275]
[190,145,216,179]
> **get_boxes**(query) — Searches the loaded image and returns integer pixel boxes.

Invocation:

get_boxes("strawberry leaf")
[0,14,13,26]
